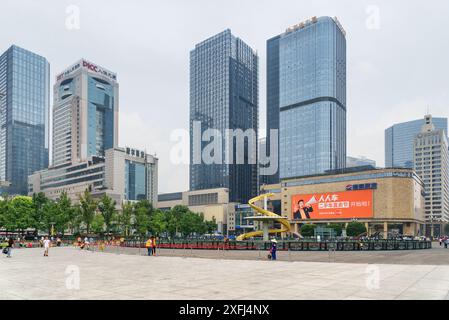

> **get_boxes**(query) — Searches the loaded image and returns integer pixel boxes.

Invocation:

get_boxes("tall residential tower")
[189,30,259,203]
[0,45,50,195]
[267,16,347,180]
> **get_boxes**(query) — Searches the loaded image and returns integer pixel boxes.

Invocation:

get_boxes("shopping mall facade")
[260,167,426,238]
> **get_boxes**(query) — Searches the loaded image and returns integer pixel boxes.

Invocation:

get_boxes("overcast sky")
[2,0,449,193]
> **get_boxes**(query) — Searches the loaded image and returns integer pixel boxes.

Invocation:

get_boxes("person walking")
[6,237,14,258]
[445,237,449,249]
[270,239,277,261]
[151,236,157,256]
[43,236,51,257]
[145,237,153,256]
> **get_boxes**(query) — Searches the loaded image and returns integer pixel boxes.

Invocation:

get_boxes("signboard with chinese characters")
[291,190,373,220]
[57,59,117,81]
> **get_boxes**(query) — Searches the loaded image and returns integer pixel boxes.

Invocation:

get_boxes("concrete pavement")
[1,247,449,300]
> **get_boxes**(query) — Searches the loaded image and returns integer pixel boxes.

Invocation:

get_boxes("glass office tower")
[189,30,259,203]
[0,45,49,195]
[52,59,119,167]
[268,17,347,180]
[386,117,447,168]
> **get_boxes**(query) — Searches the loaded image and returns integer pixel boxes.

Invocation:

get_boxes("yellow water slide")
[236,193,291,241]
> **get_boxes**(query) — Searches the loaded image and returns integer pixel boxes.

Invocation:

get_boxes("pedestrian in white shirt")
[43,236,51,257]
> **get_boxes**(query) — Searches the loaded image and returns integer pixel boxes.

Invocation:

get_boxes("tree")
[98,195,117,236]
[134,205,150,237]
[346,221,367,237]
[149,209,167,236]
[31,192,48,233]
[204,216,218,234]
[179,210,205,237]
[91,214,105,235]
[5,196,34,233]
[167,205,189,237]
[0,195,10,230]
[300,224,317,237]
[42,200,58,235]
[78,189,97,234]
[57,192,74,235]
[119,202,134,237]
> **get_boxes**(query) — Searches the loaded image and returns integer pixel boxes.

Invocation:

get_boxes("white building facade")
[414,115,449,237]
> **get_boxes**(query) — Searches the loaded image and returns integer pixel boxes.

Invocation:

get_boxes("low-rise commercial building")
[261,167,426,238]
[28,146,158,206]
[157,188,234,234]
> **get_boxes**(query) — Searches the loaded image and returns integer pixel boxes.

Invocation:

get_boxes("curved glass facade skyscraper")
[268,17,347,180]
[0,45,49,195]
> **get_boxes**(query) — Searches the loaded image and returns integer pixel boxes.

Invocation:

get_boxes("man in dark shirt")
[6,238,14,258]
[293,200,313,220]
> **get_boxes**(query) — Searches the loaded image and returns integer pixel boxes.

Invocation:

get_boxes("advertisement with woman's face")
[292,190,373,220]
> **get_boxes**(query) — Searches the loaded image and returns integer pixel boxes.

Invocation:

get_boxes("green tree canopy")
[78,189,97,234]
[99,195,117,235]
[346,221,367,237]
[300,224,317,237]
[91,214,105,235]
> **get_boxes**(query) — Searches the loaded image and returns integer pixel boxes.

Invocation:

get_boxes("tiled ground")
[1,247,449,300]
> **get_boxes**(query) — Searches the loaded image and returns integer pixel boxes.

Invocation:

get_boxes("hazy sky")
[2,0,449,193]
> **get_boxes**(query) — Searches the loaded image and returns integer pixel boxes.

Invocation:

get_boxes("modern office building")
[104,147,158,205]
[413,115,449,237]
[267,16,347,181]
[189,29,259,203]
[157,188,235,234]
[52,59,119,167]
[347,156,376,168]
[385,116,447,168]
[261,167,426,238]
[29,146,158,205]
[0,45,50,195]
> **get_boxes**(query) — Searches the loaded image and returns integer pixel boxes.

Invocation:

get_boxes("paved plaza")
[1,246,449,300]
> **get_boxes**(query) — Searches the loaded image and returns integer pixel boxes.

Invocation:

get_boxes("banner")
[291,190,373,220]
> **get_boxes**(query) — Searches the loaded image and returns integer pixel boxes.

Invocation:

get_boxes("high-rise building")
[346,156,376,168]
[386,117,447,168]
[268,16,347,180]
[413,115,449,237]
[52,59,119,167]
[189,30,259,203]
[0,45,50,195]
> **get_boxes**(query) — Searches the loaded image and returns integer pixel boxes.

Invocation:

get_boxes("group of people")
[77,237,94,250]
[439,236,449,248]
[2,236,52,258]
[145,236,158,256]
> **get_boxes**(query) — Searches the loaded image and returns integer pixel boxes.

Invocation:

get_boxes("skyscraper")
[189,30,259,203]
[268,16,347,180]
[0,45,50,195]
[52,59,119,167]
[413,115,449,237]
[385,117,447,168]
